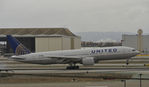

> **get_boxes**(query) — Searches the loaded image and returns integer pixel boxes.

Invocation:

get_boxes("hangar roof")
[0,28,76,37]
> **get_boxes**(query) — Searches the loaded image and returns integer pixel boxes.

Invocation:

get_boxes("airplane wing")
[45,55,82,59]
[43,55,84,63]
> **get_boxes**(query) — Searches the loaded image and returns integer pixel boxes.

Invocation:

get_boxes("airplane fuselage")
[11,46,139,65]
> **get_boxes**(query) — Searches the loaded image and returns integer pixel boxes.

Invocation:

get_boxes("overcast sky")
[0,0,149,33]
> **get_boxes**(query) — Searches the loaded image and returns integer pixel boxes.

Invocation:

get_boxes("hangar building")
[0,28,81,54]
[122,34,149,54]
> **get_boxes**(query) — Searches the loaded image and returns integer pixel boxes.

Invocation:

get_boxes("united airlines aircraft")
[7,35,139,69]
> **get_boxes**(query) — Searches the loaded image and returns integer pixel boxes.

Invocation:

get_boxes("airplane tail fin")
[7,35,31,55]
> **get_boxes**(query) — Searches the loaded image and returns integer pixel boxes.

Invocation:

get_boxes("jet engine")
[82,57,95,66]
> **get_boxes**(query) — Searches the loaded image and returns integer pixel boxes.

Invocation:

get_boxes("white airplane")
[7,35,139,69]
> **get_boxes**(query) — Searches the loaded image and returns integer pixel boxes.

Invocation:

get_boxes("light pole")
[121,80,126,87]
[139,74,142,87]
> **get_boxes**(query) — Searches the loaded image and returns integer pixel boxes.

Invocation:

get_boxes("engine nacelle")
[82,57,95,66]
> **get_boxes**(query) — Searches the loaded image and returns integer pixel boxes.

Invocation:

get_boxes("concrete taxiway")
[0,56,149,87]
[1,81,149,87]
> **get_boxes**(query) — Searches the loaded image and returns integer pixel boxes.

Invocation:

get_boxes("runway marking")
[137,54,149,56]
[0,67,149,72]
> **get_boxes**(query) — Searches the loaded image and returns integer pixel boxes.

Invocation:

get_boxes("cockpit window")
[132,49,136,51]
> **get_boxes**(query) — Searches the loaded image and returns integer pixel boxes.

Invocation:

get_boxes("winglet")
[7,35,31,55]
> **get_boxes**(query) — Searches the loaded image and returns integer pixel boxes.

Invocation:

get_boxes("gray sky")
[0,0,149,33]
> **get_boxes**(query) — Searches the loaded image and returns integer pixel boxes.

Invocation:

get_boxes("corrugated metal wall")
[142,35,149,54]
[62,37,71,50]
[73,37,81,49]
[35,37,62,52]
[122,35,149,54]
[35,36,81,52]
[122,35,138,49]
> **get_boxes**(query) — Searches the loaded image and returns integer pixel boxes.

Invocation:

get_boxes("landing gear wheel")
[66,64,79,70]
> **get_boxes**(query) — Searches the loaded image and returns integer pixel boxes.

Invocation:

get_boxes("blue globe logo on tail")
[7,35,31,55]
[15,44,31,55]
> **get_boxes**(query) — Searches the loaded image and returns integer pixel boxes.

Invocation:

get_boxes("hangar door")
[35,37,62,52]
[35,37,80,52]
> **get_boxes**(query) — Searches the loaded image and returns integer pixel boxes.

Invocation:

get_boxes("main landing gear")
[66,63,79,69]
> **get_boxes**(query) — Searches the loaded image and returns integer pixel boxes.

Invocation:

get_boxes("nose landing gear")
[126,59,129,65]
